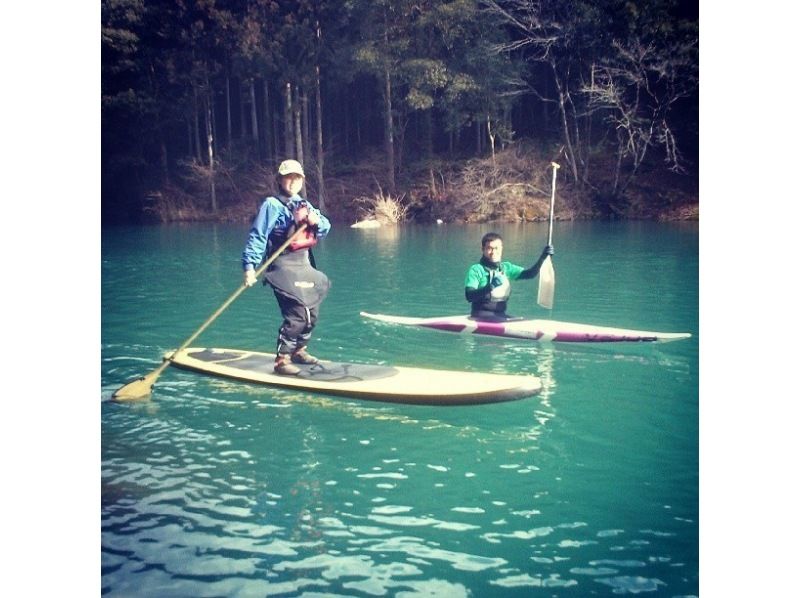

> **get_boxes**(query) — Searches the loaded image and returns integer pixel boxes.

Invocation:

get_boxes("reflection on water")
[102,222,697,596]
[352,223,402,244]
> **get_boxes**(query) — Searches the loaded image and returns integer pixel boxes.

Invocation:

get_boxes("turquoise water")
[101,221,698,596]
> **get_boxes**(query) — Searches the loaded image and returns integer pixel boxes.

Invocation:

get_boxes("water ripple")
[595,575,667,593]
[363,536,508,572]
[490,573,578,588]
[273,553,470,597]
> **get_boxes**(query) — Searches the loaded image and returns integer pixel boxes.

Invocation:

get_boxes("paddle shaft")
[547,162,559,245]
[165,222,309,361]
[113,223,308,399]
[536,163,559,309]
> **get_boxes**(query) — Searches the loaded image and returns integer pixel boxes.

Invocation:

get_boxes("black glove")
[541,244,554,259]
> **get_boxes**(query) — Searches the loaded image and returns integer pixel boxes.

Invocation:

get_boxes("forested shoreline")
[102,0,698,225]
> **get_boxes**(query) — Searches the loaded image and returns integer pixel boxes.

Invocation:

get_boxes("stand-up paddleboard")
[360,312,691,343]
[167,348,542,405]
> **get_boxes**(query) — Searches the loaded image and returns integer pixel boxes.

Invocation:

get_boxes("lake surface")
[101,221,698,596]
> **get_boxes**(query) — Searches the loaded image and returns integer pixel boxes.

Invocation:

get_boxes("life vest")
[270,199,319,252]
[472,265,510,316]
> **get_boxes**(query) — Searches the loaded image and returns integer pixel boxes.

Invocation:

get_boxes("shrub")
[353,189,408,224]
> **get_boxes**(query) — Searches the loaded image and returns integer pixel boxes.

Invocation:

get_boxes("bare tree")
[583,37,698,194]
[481,0,583,184]
[482,0,697,202]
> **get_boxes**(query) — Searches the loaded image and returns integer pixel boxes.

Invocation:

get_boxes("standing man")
[465,232,553,320]
[242,159,332,375]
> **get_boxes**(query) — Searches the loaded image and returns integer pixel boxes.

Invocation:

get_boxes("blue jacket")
[242,194,331,271]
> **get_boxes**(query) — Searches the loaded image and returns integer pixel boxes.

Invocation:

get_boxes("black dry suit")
[265,247,330,355]
[242,192,331,356]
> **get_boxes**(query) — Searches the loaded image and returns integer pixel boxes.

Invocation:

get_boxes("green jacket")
[465,260,525,290]
[464,250,550,317]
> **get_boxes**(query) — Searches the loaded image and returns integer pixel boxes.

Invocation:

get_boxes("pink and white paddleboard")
[360,312,691,343]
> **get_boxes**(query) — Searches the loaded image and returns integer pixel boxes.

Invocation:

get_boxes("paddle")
[112,223,309,401]
[537,162,559,309]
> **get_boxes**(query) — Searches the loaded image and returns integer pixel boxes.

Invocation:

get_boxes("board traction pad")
[189,349,400,383]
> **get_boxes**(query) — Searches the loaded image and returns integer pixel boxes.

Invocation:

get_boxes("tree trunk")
[193,83,202,162]
[343,88,351,155]
[382,8,396,195]
[423,109,433,160]
[159,132,169,185]
[382,65,396,194]
[395,112,408,173]
[294,86,303,163]
[487,114,496,166]
[613,134,623,195]
[302,90,310,165]
[272,107,280,162]
[262,79,272,163]
[542,69,550,130]
[355,101,361,146]
[205,84,217,212]
[249,78,259,155]
[567,91,585,185]
[210,84,218,159]
[225,74,232,152]
[315,63,326,210]
[551,65,579,185]
[239,79,248,138]
[502,105,511,151]
[284,82,294,158]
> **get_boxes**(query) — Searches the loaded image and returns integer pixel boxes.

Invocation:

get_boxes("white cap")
[278,159,305,177]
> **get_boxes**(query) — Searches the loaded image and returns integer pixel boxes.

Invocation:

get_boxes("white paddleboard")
[167,347,542,405]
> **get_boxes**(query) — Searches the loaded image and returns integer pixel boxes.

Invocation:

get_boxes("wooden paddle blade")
[112,369,161,401]
[537,256,555,309]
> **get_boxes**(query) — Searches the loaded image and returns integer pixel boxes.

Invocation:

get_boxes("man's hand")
[243,269,257,287]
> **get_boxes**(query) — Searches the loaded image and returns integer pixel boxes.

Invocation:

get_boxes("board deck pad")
[167,347,542,405]
[189,349,399,382]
